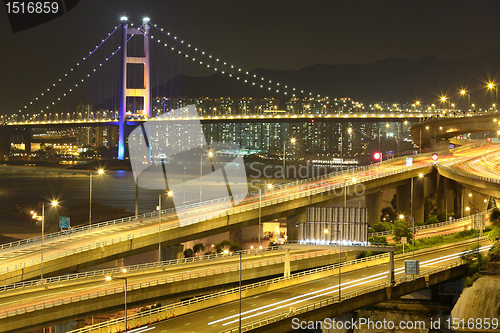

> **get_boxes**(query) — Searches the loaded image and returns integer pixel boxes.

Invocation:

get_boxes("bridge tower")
[118,17,151,160]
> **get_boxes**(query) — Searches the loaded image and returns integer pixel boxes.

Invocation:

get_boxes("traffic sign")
[59,216,70,229]
[404,260,420,275]
[406,157,413,167]
[432,153,438,161]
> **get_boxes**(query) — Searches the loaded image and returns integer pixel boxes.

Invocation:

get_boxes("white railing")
[438,163,500,185]
[65,256,465,333]
[2,246,374,318]
[369,207,494,238]
[0,246,283,292]
[63,252,390,333]
[0,160,434,274]
[221,260,466,333]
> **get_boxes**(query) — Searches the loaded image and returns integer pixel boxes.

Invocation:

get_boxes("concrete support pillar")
[160,244,184,261]
[284,248,290,278]
[365,191,383,226]
[455,183,465,218]
[396,183,411,216]
[286,210,306,242]
[229,229,242,244]
[443,177,455,218]
[436,173,445,211]
[424,169,437,198]
[412,177,425,224]
[389,252,395,285]
[24,127,31,157]
[469,191,489,214]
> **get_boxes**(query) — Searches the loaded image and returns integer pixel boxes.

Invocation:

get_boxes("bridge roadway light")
[418,173,424,178]
[41,200,58,282]
[105,269,129,331]
[283,138,296,183]
[89,169,105,226]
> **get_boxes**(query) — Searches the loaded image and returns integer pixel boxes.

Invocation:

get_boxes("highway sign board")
[405,260,420,275]
[59,216,70,229]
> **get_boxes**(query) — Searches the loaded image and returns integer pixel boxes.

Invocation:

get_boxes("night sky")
[1,0,499,116]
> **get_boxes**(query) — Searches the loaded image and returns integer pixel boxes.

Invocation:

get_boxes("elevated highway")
[411,112,500,148]
[0,239,485,332]
[64,239,491,333]
[0,155,434,285]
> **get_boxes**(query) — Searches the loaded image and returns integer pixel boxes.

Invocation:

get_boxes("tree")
[393,219,412,243]
[371,221,393,232]
[215,240,233,253]
[437,210,454,222]
[229,242,242,252]
[368,235,388,245]
[425,215,439,225]
[380,207,397,222]
[183,248,194,258]
[391,193,397,211]
[424,193,438,222]
[193,243,205,255]
[490,208,500,226]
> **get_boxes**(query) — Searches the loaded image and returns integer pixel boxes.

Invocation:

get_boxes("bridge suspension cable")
[149,22,330,101]
[20,26,145,122]
[18,24,123,117]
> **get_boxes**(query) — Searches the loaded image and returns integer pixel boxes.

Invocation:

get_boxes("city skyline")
[1,1,500,116]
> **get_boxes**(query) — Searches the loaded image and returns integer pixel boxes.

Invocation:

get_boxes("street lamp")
[283,138,296,183]
[89,168,104,225]
[41,200,58,282]
[106,268,128,331]
[487,83,498,107]
[460,89,470,111]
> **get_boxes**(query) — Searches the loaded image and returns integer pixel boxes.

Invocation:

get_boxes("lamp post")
[89,169,104,225]
[460,89,470,112]
[183,166,186,205]
[488,83,498,107]
[238,250,243,332]
[158,191,173,261]
[283,138,296,184]
[325,228,342,301]
[258,187,262,249]
[106,268,128,331]
[41,200,58,282]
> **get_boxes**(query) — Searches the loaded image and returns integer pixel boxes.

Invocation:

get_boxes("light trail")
[212,245,491,326]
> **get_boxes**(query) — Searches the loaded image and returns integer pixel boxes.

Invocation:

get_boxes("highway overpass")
[0,155,435,285]
[411,112,500,148]
[58,239,490,333]
[2,144,500,287]
[0,238,484,332]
